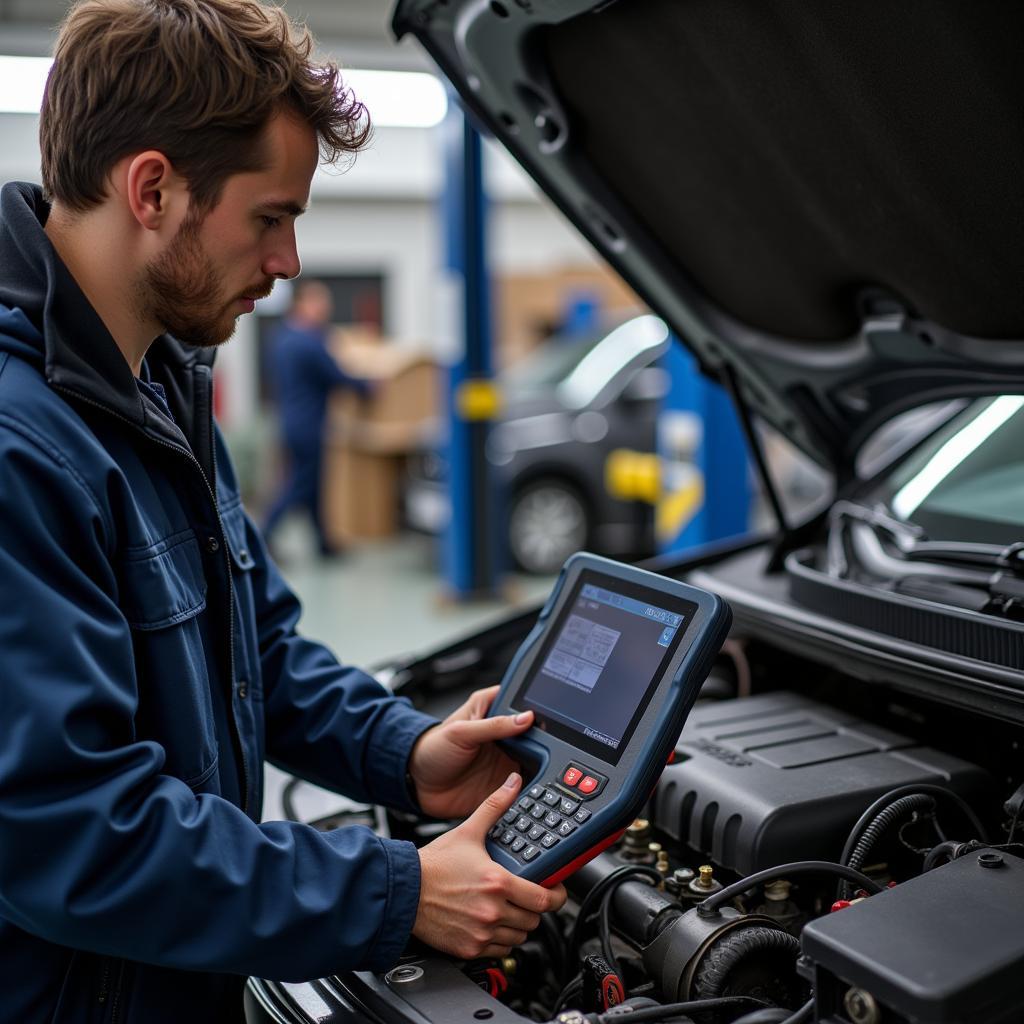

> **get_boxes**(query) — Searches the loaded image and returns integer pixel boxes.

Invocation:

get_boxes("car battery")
[800,851,1024,1023]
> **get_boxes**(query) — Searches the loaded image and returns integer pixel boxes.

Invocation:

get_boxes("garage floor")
[262,531,554,821]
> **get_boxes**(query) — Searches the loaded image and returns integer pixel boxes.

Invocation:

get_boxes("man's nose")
[263,229,301,281]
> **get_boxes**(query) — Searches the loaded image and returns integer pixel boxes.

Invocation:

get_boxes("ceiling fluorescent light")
[344,69,448,128]
[0,56,52,114]
[0,57,447,127]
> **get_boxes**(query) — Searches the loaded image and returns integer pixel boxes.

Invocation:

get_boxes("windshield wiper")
[830,501,1024,620]
[829,500,1024,576]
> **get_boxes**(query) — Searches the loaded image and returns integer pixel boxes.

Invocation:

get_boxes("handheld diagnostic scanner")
[483,552,731,886]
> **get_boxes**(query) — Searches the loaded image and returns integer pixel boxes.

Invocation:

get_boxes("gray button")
[502,809,518,824]
[573,807,592,824]
[518,797,535,812]
[530,804,546,820]
[528,824,545,841]
[557,819,577,837]
[500,830,516,845]
[528,784,544,799]
[544,811,561,829]
[515,816,532,832]
[522,845,540,861]
[540,832,559,848]
[511,836,527,853]
[489,824,503,839]
[559,798,579,816]
[542,790,560,806]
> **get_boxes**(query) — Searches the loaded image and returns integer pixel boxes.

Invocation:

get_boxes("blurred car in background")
[403,314,672,573]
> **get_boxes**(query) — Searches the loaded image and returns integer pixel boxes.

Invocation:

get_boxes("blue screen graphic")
[520,583,687,752]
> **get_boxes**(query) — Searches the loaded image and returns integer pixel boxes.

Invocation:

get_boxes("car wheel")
[509,478,590,574]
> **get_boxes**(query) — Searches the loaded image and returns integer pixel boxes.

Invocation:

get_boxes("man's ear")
[124,151,189,232]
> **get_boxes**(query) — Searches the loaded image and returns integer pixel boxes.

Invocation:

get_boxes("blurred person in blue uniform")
[263,279,370,555]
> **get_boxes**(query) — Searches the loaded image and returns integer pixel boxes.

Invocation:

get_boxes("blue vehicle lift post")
[656,344,752,555]
[441,94,502,598]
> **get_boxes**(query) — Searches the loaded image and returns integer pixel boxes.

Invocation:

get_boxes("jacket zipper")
[53,386,250,815]
[96,956,124,1022]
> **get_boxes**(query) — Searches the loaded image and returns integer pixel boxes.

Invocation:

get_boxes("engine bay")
[247,625,1024,1024]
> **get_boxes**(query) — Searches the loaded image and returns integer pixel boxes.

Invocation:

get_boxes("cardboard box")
[322,445,399,545]
[321,332,439,543]
[327,333,441,454]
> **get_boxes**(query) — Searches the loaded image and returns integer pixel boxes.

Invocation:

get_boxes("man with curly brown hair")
[0,2,564,1020]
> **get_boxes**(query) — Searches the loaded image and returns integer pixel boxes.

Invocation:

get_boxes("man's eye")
[261,216,281,229]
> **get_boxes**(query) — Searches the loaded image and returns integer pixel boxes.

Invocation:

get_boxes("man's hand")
[413,772,567,959]
[408,684,533,819]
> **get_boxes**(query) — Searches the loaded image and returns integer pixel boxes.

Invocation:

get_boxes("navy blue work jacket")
[0,183,438,1023]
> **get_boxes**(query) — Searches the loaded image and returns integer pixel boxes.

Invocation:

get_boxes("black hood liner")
[543,0,1024,342]
[394,0,1024,473]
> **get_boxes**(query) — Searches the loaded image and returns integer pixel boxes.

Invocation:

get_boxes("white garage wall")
[0,115,601,426]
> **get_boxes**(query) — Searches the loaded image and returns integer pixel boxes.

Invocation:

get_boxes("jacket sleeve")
[220,470,438,809]
[0,420,422,979]
[309,335,372,397]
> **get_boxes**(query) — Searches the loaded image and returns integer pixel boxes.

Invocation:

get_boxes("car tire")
[509,478,590,574]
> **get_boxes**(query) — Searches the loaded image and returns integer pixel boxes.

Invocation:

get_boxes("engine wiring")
[836,783,989,897]
[696,860,883,918]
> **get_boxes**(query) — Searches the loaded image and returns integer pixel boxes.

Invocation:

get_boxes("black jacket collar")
[0,181,215,452]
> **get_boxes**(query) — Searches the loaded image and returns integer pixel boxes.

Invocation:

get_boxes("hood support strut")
[721,363,791,570]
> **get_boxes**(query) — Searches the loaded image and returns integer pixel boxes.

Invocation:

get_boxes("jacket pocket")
[117,529,218,789]
[118,529,206,629]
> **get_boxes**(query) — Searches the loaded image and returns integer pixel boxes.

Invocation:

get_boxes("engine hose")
[838,784,988,871]
[697,861,882,918]
[839,793,936,897]
[846,794,935,872]
[690,925,804,1010]
[734,998,813,1024]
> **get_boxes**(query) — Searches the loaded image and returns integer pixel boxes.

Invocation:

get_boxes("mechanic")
[262,279,370,558]
[0,1,565,1022]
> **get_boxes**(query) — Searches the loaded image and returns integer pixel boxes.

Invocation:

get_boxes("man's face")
[142,111,318,347]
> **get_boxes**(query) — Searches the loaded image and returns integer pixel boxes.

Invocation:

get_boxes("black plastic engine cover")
[800,851,1024,1023]
[652,692,989,874]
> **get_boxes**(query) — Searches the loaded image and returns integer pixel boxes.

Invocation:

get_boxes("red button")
[578,775,599,794]
[562,767,583,787]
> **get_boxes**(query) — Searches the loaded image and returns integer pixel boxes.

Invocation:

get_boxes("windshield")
[876,395,1024,545]
[502,315,670,408]
[503,334,602,395]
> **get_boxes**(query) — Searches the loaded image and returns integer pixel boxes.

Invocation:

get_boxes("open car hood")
[393,0,1024,474]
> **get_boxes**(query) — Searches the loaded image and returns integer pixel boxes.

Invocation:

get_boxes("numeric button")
[559,798,579,816]
[500,830,516,845]
[542,790,560,807]
[544,810,561,829]
[573,807,592,825]
[528,824,545,841]
[511,836,527,853]
[515,816,532,832]
[530,803,546,820]
[557,819,577,838]
[522,845,540,861]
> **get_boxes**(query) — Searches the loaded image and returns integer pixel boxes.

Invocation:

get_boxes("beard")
[141,209,273,348]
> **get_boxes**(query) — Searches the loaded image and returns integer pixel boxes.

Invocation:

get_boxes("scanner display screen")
[514,571,697,764]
